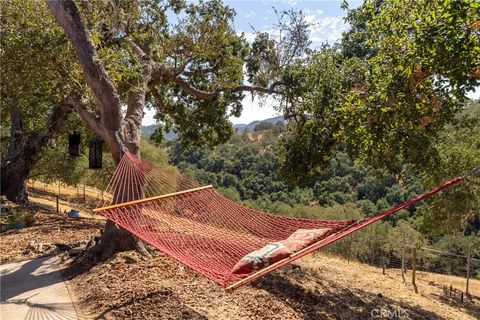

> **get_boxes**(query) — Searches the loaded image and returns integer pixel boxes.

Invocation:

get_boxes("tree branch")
[126,38,148,61]
[125,66,152,128]
[45,0,122,131]
[151,62,283,101]
[65,97,106,139]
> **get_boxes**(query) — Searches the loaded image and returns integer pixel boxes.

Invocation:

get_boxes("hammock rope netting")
[94,152,478,290]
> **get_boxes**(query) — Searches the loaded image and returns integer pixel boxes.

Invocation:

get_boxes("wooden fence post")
[347,234,353,263]
[466,252,471,295]
[401,233,406,282]
[83,186,86,203]
[382,254,386,275]
[412,247,417,293]
[56,194,59,213]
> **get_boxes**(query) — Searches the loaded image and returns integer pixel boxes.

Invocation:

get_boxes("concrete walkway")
[1,256,79,320]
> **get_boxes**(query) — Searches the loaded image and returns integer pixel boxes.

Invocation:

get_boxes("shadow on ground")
[92,289,207,320]
[1,257,80,320]
[429,292,480,319]
[5,297,79,320]
[1,258,62,302]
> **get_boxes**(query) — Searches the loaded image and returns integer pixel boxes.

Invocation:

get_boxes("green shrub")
[0,209,34,226]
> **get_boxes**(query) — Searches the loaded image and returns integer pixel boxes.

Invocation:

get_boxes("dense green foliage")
[2,0,478,266]
[416,102,480,236]
[278,0,480,181]
[0,0,79,157]
[169,121,421,219]
[74,0,309,147]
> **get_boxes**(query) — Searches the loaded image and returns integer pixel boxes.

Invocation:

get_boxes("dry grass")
[386,268,479,297]
[28,180,105,220]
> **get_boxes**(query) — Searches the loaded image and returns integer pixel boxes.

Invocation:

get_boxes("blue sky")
[142,0,479,126]
[227,0,363,44]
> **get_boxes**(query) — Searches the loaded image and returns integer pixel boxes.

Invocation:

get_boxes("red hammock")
[94,152,476,290]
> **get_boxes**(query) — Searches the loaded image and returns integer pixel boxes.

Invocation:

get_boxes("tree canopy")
[0,0,83,202]
[277,0,480,183]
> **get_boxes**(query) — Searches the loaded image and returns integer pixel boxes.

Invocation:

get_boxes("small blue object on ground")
[67,210,80,218]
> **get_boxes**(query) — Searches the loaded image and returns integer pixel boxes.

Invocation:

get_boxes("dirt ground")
[62,249,479,320]
[0,207,103,263]
[1,193,478,319]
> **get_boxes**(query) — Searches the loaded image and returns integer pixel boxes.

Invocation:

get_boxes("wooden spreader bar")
[93,185,213,212]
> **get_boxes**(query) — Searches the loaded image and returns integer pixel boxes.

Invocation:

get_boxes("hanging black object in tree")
[68,131,81,156]
[88,137,104,169]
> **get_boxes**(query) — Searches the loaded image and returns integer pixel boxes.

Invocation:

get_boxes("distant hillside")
[141,124,157,137]
[233,115,285,132]
[141,115,285,139]
[141,125,177,140]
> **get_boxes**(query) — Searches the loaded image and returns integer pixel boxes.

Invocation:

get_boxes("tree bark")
[1,104,70,204]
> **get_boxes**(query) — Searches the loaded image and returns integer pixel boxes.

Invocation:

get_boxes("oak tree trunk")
[1,104,70,204]
[93,114,152,259]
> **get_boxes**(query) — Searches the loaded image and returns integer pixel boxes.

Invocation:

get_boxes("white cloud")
[237,31,256,43]
[274,9,348,45]
[229,95,281,125]
[305,14,317,24]
[244,10,256,19]
[308,16,349,44]
[278,0,299,6]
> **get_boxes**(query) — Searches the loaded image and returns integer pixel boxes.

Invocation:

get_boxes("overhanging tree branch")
[64,97,106,139]
[150,62,283,101]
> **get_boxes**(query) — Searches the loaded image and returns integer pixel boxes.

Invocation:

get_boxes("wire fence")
[27,180,104,217]
[322,237,480,302]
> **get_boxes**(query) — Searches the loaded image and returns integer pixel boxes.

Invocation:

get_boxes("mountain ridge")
[141,115,285,139]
